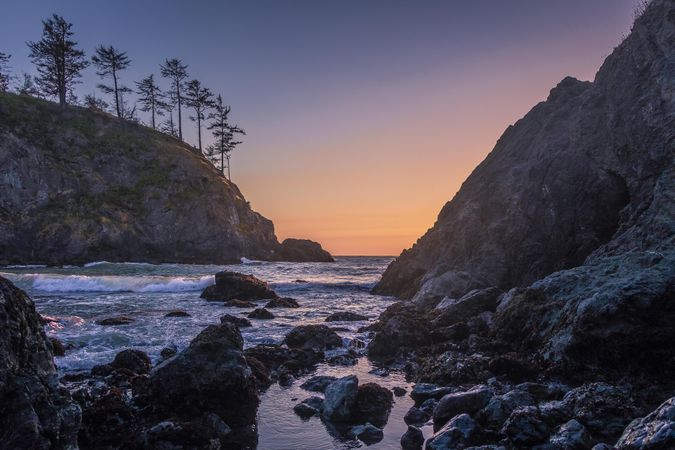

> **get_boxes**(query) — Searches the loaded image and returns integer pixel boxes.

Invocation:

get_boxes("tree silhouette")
[27,14,88,106]
[16,73,42,98]
[160,58,188,140]
[207,95,245,180]
[91,45,131,118]
[0,52,11,92]
[184,79,214,153]
[84,93,109,112]
[136,74,166,130]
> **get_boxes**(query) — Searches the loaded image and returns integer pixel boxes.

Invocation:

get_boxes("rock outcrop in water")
[0,276,81,449]
[201,271,278,301]
[0,92,333,265]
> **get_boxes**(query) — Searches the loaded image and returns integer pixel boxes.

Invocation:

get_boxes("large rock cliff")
[374,0,674,301]
[0,93,331,265]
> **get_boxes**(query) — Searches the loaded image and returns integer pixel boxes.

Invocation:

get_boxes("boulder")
[248,308,275,320]
[300,375,337,393]
[430,322,470,342]
[615,396,675,450]
[160,346,177,360]
[164,310,191,317]
[224,299,257,308]
[476,389,535,431]
[426,413,479,450]
[401,425,425,450]
[244,344,322,376]
[549,419,593,449]
[274,238,335,262]
[50,337,66,356]
[431,287,502,327]
[350,422,384,445]
[354,383,394,427]
[0,276,81,449]
[393,386,407,397]
[111,349,152,375]
[501,406,550,447]
[96,315,135,325]
[433,386,493,429]
[220,314,252,328]
[265,297,300,308]
[325,311,368,322]
[284,325,342,351]
[367,303,431,358]
[322,375,359,422]
[411,383,456,404]
[293,396,324,418]
[405,406,432,425]
[201,271,277,301]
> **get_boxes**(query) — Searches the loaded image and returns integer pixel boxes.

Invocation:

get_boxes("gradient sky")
[2,1,638,255]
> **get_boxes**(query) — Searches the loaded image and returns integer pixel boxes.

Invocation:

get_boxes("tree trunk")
[113,69,120,118]
[197,108,202,151]
[177,82,183,140]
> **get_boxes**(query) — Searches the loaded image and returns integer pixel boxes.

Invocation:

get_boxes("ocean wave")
[2,273,213,293]
[240,257,263,265]
[83,261,156,268]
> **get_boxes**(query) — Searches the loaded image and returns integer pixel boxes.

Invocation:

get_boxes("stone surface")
[164,310,190,317]
[322,375,359,422]
[220,313,252,328]
[201,271,277,301]
[615,396,675,449]
[300,375,337,393]
[325,311,368,322]
[350,422,384,445]
[293,396,324,418]
[401,425,425,450]
[111,349,152,375]
[433,386,493,429]
[426,413,478,450]
[273,238,335,262]
[0,276,81,449]
[96,315,135,326]
[283,325,343,351]
[247,307,275,320]
[265,297,300,308]
[354,383,394,427]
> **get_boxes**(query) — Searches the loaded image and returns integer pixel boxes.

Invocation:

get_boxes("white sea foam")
[241,257,263,265]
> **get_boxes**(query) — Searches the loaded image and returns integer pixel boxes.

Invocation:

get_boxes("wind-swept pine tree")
[160,58,188,140]
[27,15,89,106]
[207,95,245,180]
[135,74,166,129]
[84,93,109,112]
[91,45,131,118]
[184,79,214,153]
[0,52,11,92]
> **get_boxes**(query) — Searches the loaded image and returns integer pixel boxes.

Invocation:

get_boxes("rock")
[145,322,259,445]
[426,413,478,450]
[293,396,324,418]
[394,386,407,397]
[405,406,431,425]
[201,271,277,301]
[91,363,114,376]
[160,346,177,360]
[265,297,300,308]
[401,425,425,450]
[248,308,275,319]
[224,299,257,308]
[476,389,535,431]
[284,325,343,351]
[549,419,593,449]
[300,375,337,393]
[350,422,384,445]
[430,322,470,342]
[220,314,252,327]
[96,315,134,325]
[274,238,335,262]
[501,406,550,446]
[615,396,675,450]
[325,311,368,322]
[487,353,536,382]
[245,356,271,387]
[0,276,81,449]
[354,383,394,427]
[244,344,322,377]
[164,310,191,317]
[367,303,431,358]
[515,382,570,401]
[433,386,493,429]
[111,349,152,375]
[411,383,456,404]
[322,375,359,422]
[50,337,66,356]
[431,287,502,327]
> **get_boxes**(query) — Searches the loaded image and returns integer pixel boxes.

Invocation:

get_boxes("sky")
[1,1,638,255]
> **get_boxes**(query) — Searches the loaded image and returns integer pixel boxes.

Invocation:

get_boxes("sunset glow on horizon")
[1,0,639,256]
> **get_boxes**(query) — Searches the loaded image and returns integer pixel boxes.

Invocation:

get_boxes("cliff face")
[0,92,281,265]
[375,0,675,300]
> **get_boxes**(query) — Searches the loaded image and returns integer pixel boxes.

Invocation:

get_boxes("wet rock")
[487,353,536,382]
[615,396,675,450]
[433,386,493,429]
[354,383,394,427]
[350,422,384,445]
[275,238,335,262]
[325,311,368,322]
[139,414,233,450]
[96,315,134,325]
[0,276,82,449]
[405,406,431,425]
[244,344,322,377]
[430,322,470,342]
[91,363,114,376]
[411,383,456,404]
[515,382,570,401]
[220,313,252,327]
[427,413,479,449]
[432,287,502,327]
[300,375,337,393]
[393,386,407,397]
[201,271,277,301]
[501,406,549,446]
[477,389,535,431]
[322,375,359,422]
[549,419,593,449]
[248,307,275,319]
[265,297,300,308]
[367,302,431,358]
[160,346,177,360]
[164,310,190,317]
[293,396,324,418]
[225,299,257,308]
[111,349,152,375]
[326,351,359,366]
[284,324,343,351]
[245,355,271,387]
[401,425,425,450]
[50,336,66,356]
[78,386,135,448]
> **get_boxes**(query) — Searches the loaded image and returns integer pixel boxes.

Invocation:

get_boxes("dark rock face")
[615,396,675,449]
[164,310,190,317]
[283,325,343,351]
[0,92,279,266]
[374,0,675,304]
[300,375,338,393]
[366,302,431,358]
[201,271,278,301]
[265,297,300,308]
[293,396,324,418]
[220,313,252,328]
[354,383,394,427]
[96,315,134,325]
[350,423,384,445]
[426,413,479,449]
[247,308,275,320]
[273,238,335,262]
[323,375,359,422]
[111,349,152,375]
[325,311,368,322]
[0,276,81,449]
[433,386,493,429]
[431,287,501,327]
[401,425,425,450]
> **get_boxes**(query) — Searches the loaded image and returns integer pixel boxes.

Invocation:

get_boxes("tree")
[91,45,131,118]
[84,93,109,112]
[184,79,214,152]
[207,95,245,180]
[27,14,89,106]
[160,58,188,140]
[16,73,42,97]
[135,74,166,130]
[0,52,10,92]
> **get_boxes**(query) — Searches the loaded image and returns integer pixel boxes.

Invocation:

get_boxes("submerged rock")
[265,297,300,308]
[225,299,257,308]
[96,315,135,326]
[293,396,324,418]
[354,383,394,427]
[401,425,425,450]
[284,325,343,351]
[111,349,152,375]
[248,308,275,320]
[350,422,384,445]
[325,311,368,322]
[220,313,252,327]
[164,310,191,317]
[300,375,338,393]
[201,271,277,301]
